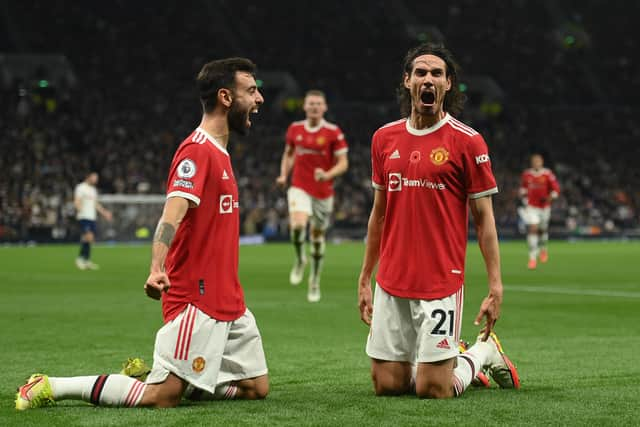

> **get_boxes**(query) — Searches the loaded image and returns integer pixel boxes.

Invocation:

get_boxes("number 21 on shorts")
[430,309,454,336]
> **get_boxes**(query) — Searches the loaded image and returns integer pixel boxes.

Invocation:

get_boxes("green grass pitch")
[1,240,638,426]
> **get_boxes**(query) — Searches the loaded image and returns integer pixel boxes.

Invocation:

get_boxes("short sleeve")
[519,172,527,193]
[549,172,560,194]
[166,144,211,206]
[333,126,348,156]
[285,124,295,148]
[462,134,498,199]
[371,131,385,191]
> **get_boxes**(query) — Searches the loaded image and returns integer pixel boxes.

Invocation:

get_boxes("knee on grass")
[141,380,184,408]
[144,388,182,408]
[415,381,454,399]
[371,372,410,396]
[238,376,269,400]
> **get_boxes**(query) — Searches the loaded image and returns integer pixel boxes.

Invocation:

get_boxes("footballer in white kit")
[74,172,112,270]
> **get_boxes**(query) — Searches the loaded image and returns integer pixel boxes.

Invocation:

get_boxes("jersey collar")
[528,168,547,176]
[405,113,450,136]
[304,119,326,133]
[196,127,229,156]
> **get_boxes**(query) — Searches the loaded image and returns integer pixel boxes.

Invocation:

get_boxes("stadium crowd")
[1,1,638,242]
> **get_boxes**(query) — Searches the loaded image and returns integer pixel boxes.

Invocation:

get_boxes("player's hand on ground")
[144,272,170,300]
[358,278,374,326]
[314,168,328,182]
[474,287,503,341]
[275,175,287,188]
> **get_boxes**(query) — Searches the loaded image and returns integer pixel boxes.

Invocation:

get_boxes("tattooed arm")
[144,197,190,300]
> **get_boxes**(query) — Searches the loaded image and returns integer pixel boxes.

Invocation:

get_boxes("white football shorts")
[520,205,551,228]
[287,186,334,230]
[146,304,268,394]
[366,284,463,363]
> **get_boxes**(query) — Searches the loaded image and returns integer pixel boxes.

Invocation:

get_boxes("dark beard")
[228,101,249,136]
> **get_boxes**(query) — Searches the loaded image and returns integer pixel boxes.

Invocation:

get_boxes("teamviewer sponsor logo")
[402,178,446,190]
[219,195,233,214]
[388,173,402,192]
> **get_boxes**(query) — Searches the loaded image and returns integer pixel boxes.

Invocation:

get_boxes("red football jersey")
[286,119,348,199]
[520,168,560,208]
[162,128,245,323]
[371,114,498,300]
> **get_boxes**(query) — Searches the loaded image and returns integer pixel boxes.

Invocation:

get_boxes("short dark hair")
[397,43,466,117]
[196,57,256,113]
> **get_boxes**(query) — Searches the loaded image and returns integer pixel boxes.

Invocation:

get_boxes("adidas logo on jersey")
[222,170,229,180]
[390,149,400,159]
[436,338,451,350]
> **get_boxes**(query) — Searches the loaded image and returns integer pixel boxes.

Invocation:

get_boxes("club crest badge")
[192,357,206,373]
[429,148,449,165]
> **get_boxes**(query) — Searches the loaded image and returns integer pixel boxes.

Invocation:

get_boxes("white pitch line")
[504,285,640,298]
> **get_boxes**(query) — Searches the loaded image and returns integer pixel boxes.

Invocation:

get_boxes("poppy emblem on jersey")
[410,150,421,163]
[388,173,402,192]
[192,357,206,373]
[219,195,233,214]
[177,158,196,178]
[429,148,449,166]
[316,136,326,146]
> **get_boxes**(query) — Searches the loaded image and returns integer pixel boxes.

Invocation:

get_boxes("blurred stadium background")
[1,0,639,244]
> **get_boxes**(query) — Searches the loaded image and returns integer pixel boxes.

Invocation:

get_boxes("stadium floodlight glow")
[459,83,467,92]
[39,80,49,88]
[256,79,263,88]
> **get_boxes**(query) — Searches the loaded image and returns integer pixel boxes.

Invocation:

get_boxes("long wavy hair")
[397,43,466,118]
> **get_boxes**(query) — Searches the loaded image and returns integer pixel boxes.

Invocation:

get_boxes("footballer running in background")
[74,171,113,270]
[276,90,348,302]
[16,57,269,410]
[358,43,520,399]
[519,153,560,269]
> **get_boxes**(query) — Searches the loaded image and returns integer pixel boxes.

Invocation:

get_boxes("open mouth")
[247,107,259,125]
[420,91,435,105]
